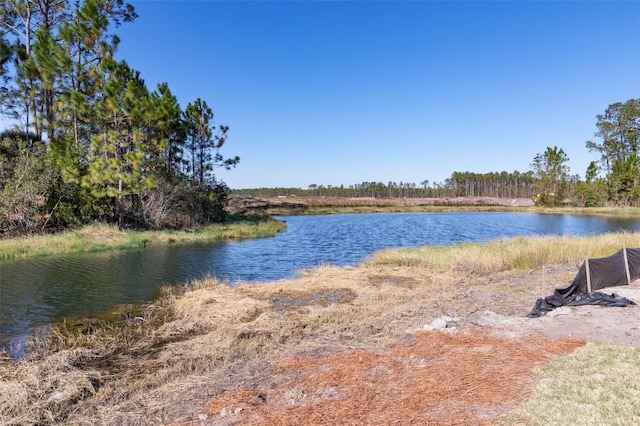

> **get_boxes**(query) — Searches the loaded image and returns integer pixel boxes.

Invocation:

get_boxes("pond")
[1,211,639,352]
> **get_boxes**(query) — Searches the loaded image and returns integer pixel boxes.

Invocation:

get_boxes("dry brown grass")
[0,258,557,425]
[256,196,535,215]
[368,232,640,274]
[0,217,285,261]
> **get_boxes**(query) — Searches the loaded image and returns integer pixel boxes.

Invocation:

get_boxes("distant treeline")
[232,170,538,200]
[231,168,602,207]
[236,98,640,208]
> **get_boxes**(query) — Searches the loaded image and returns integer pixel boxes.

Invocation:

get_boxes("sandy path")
[468,283,640,347]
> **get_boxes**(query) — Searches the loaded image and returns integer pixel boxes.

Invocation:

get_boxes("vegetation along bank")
[0,213,284,262]
[2,232,640,424]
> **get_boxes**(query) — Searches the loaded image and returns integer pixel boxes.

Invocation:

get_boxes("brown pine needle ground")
[201,330,584,425]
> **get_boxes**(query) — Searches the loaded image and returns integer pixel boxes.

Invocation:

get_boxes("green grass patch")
[506,342,640,425]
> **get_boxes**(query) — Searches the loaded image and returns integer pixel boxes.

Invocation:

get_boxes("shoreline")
[0,213,286,262]
[2,232,640,423]
[2,207,639,356]
[230,195,640,217]
[3,200,640,262]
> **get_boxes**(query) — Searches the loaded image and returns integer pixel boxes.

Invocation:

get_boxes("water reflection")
[1,212,639,350]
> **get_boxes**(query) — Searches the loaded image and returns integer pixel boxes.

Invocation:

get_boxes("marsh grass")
[0,214,285,261]
[0,301,171,424]
[367,232,640,275]
[507,342,640,426]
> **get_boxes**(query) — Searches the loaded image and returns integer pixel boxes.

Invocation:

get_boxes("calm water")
[2,212,639,351]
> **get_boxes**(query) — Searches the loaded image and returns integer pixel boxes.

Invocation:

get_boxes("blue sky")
[114,0,639,189]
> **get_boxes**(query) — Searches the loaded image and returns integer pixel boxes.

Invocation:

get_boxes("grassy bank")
[367,231,640,274]
[2,232,639,424]
[0,213,286,262]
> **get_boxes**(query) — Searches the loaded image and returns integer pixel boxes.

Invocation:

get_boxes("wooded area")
[0,0,238,233]
[1,2,638,235]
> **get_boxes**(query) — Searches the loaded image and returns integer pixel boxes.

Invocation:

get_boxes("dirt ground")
[186,269,640,426]
[474,284,640,346]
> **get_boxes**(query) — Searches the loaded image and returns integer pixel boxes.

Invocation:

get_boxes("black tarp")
[527,248,640,318]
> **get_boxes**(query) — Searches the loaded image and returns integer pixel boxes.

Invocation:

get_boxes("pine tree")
[531,146,570,206]
[183,98,238,185]
[147,82,184,177]
[586,99,640,205]
[82,59,153,229]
